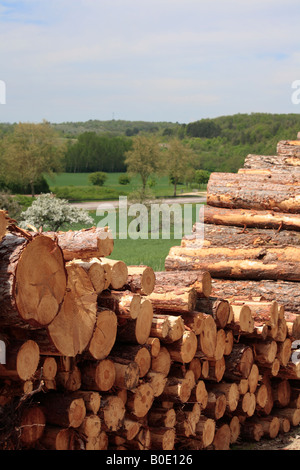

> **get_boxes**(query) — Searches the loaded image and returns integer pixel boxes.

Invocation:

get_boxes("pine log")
[255,384,268,412]
[159,376,192,404]
[189,380,208,410]
[150,313,185,343]
[277,338,292,367]
[149,427,175,450]
[0,233,66,328]
[108,357,140,390]
[145,371,168,397]
[71,391,101,415]
[206,172,300,213]
[78,413,101,439]
[227,303,254,334]
[194,416,215,448]
[165,245,300,281]
[211,423,231,450]
[211,278,300,316]
[47,263,97,357]
[124,265,156,295]
[247,364,259,394]
[251,340,277,365]
[0,210,15,241]
[206,382,240,413]
[166,330,197,364]
[55,364,81,392]
[203,390,226,420]
[98,258,128,289]
[203,205,300,231]
[196,297,230,329]
[175,403,201,437]
[224,344,254,381]
[154,270,212,298]
[147,285,197,313]
[277,140,300,157]
[39,426,75,450]
[151,346,171,376]
[84,308,117,361]
[98,290,141,320]
[244,152,300,169]
[68,258,111,293]
[251,416,280,439]
[19,405,46,446]
[116,297,153,345]
[271,408,300,426]
[188,357,202,381]
[185,223,300,248]
[45,226,113,260]
[198,313,217,358]
[272,379,291,408]
[85,431,108,450]
[240,421,264,441]
[110,344,151,378]
[126,383,154,418]
[41,393,86,428]
[99,395,125,432]
[0,340,40,381]
[80,359,116,392]
[146,337,161,357]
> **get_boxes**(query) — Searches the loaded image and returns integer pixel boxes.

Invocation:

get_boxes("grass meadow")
[44,172,205,270]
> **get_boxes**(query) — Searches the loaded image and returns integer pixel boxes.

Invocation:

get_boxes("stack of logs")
[1,137,300,451]
[164,138,300,446]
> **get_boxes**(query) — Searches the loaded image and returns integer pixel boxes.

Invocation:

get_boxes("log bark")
[206,172,300,213]
[150,313,185,343]
[84,308,117,361]
[47,263,97,357]
[99,258,128,289]
[203,205,300,231]
[165,245,300,281]
[68,258,111,293]
[196,297,230,329]
[39,426,75,450]
[187,223,300,248]
[244,152,300,169]
[277,140,300,157]
[154,270,212,298]
[124,265,156,295]
[98,290,141,320]
[224,344,254,380]
[0,233,66,328]
[45,226,114,260]
[147,285,197,313]
[211,278,300,315]
[41,393,86,428]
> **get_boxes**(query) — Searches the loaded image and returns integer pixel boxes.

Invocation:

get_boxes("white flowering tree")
[18,193,94,232]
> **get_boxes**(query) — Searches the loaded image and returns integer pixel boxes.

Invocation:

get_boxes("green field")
[46,172,204,201]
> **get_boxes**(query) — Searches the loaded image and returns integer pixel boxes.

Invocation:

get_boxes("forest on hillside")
[1,113,300,175]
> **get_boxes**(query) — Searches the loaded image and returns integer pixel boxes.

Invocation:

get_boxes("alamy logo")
[291,80,300,105]
[0,340,6,364]
[0,80,6,104]
[96,196,205,243]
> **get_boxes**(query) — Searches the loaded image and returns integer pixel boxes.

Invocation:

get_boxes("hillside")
[1,113,300,174]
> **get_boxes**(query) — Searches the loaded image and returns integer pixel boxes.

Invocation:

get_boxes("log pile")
[1,137,300,451]
[164,137,300,448]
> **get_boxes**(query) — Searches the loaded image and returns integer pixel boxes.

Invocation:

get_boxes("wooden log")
[206,382,240,413]
[198,314,217,358]
[271,408,300,426]
[175,403,201,438]
[147,285,197,313]
[205,357,226,383]
[240,421,264,442]
[0,209,15,241]
[146,337,160,357]
[85,431,108,450]
[251,416,280,439]
[80,359,116,392]
[224,344,254,381]
[124,265,156,295]
[166,330,197,364]
[196,297,230,329]
[206,172,300,213]
[203,390,226,420]
[244,152,300,169]
[41,393,86,428]
[126,383,154,418]
[147,407,176,428]
[99,395,125,432]
[154,270,212,298]
[150,313,185,343]
[116,297,153,345]
[55,364,81,392]
[68,258,112,293]
[185,223,300,248]
[159,376,192,403]
[71,391,101,415]
[227,303,254,334]
[272,379,291,408]
[19,405,46,446]
[84,308,117,361]
[110,344,151,378]
[211,278,300,315]
[78,413,101,439]
[145,371,167,397]
[182,311,204,335]
[151,346,171,376]
[210,423,231,450]
[189,380,208,410]
[109,357,140,390]
[0,233,66,328]
[203,205,300,231]
[149,427,175,450]
[45,226,113,260]
[47,263,97,357]
[252,340,278,365]
[166,245,300,281]
[98,258,128,289]
[98,290,141,320]
[194,416,215,448]
[39,426,75,450]
[0,340,40,381]
[235,392,256,417]
[277,140,300,157]
[277,338,292,367]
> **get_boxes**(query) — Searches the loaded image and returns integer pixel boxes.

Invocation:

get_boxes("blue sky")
[0,0,300,124]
